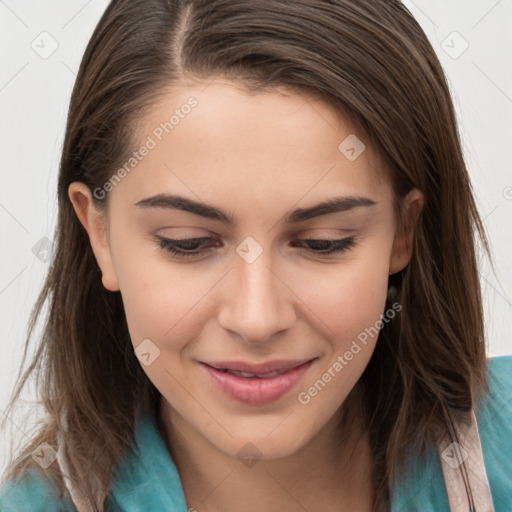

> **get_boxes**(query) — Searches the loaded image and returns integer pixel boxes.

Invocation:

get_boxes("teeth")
[224,368,288,378]
[239,371,260,378]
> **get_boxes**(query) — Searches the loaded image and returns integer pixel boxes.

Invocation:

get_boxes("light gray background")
[1,0,511,477]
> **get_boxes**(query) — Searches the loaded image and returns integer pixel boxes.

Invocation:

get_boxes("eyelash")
[154,236,356,259]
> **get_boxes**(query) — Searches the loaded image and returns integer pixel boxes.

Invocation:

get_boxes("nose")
[217,252,296,345]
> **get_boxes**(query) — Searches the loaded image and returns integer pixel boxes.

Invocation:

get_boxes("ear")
[389,188,424,275]
[68,182,120,291]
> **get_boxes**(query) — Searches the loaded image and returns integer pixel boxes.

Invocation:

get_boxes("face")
[70,79,421,461]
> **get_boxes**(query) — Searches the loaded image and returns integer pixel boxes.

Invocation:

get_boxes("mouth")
[215,368,294,379]
[200,358,317,405]
[203,359,313,375]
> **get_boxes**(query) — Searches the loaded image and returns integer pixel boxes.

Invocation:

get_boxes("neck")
[158,387,374,512]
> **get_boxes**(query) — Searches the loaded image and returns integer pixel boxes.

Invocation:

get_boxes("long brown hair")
[1,1,490,510]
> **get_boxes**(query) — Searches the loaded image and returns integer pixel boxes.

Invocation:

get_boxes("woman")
[1,1,511,511]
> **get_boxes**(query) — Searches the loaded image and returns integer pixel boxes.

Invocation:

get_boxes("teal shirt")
[1,356,511,511]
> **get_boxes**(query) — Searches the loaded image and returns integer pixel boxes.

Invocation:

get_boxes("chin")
[207,421,314,462]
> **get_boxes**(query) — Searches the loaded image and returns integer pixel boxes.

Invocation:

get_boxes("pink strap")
[56,415,107,512]
[437,411,495,511]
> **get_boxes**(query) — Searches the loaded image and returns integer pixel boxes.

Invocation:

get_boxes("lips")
[200,358,316,405]
[203,359,312,375]
[221,368,290,378]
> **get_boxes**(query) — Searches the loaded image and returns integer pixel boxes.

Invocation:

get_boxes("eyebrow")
[135,194,377,224]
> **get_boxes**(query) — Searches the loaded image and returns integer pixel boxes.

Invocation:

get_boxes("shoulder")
[390,355,512,511]
[485,354,512,394]
[475,355,512,509]
[0,468,75,512]
[477,355,512,447]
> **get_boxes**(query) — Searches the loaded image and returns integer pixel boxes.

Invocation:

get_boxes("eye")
[154,236,220,259]
[290,237,356,255]
[153,236,356,259]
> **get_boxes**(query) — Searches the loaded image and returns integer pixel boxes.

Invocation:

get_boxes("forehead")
[112,78,391,208]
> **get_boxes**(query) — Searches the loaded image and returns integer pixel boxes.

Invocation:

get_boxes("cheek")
[287,239,392,406]
[291,260,391,427]
[119,270,216,353]
[290,243,391,345]
[111,235,211,350]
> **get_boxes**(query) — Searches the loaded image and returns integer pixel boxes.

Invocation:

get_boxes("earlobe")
[389,188,424,275]
[68,183,120,292]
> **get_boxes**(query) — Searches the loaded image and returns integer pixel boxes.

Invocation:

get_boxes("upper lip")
[202,359,315,374]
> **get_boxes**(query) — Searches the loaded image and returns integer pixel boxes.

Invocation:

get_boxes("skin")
[69,79,424,511]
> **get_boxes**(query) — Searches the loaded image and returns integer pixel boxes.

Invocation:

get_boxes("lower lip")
[201,360,314,405]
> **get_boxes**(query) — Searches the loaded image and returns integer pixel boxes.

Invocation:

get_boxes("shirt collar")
[109,410,189,512]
